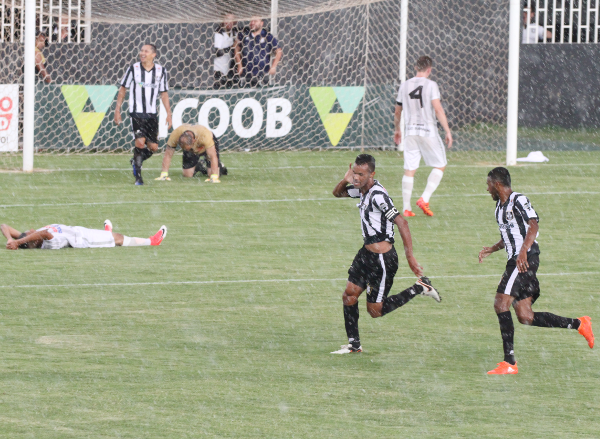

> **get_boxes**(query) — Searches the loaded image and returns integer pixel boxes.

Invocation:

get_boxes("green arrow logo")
[309,86,365,146]
[61,85,118,146]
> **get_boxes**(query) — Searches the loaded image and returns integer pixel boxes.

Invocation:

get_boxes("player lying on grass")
[2,221,166,250]
[479,167,594,375]
[331,154,441,354]
[155,124,227,183]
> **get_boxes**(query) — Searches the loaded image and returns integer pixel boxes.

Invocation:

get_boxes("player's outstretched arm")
[393,215,423,277]
[156,146,176,180]
[332,164,354,197]
[114,86,127,125]
[160,92,172,129]
[515,219,539,273]
[269,48,283,75]
[1,224,21,242]
[394,104,402,146]
[432,99,452,148]
[234,43,243,75]
[6,230,53,250]
[478,239,505,263]
[204,146,220,183]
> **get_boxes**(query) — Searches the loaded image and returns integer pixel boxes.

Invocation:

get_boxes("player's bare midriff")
[365,241,392,254]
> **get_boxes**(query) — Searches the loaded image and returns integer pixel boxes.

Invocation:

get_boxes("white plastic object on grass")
[516,151,549,163]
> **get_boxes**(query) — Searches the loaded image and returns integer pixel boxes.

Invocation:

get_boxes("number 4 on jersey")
[409,86,423,108]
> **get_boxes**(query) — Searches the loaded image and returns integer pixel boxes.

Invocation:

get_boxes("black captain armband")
[396,101,402,106]
[384,207,400,221]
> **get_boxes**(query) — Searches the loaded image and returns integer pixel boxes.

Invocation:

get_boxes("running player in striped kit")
[115,44,172,185]
[2,221,166,250]
[479,167,594,375]
[331,154,441,354]
[394,56,452,217]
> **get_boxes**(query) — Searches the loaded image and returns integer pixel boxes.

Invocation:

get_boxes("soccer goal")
[1,0,564,171]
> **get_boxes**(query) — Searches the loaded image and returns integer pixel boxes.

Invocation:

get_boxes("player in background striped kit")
[115,44,172,185]
[479,167,594,375]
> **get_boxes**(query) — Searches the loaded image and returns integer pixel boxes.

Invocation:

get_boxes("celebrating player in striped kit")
[479,167,594,375]
[331,154,441,354]
[2,221,166,250]
[394,56,452,217]
[115,44,172,185]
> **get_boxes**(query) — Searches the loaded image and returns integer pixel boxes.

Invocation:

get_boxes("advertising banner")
[0,84,19,152]
[35,84,396,152]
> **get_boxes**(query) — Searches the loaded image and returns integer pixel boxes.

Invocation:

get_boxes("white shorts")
[73,227,115,248]
[403,135,447,171]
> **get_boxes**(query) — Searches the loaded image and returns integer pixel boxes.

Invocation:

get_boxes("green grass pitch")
[0,150,599,438]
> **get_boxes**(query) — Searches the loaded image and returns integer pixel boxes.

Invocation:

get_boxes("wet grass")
[0,151,599,438]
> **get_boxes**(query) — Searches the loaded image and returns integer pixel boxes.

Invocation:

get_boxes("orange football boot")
[416,197,434,216]
[578,316,594,348]
[149,225,167,246]
[403,210,416,217]
[487,361,518,375]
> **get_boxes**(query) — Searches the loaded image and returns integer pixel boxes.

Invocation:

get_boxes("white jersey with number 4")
[397,77,441,138]
[38,224,115,249]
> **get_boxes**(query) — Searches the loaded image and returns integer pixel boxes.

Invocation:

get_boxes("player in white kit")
[394,56,452,217]
[2,221,166,250]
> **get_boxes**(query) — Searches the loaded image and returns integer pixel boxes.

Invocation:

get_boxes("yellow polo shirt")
[167,124,215,155]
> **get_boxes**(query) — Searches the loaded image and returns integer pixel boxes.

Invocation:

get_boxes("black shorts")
[130,114,158,144]
[496,252,540,303]
[348,245,398,303]
[182,149,201,170]
[181,134,221,169]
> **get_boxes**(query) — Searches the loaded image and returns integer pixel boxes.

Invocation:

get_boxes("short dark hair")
[179,131,195,147]
[488,167,511,188]
[35,30,49,47]
[415,56,433,72]
[18,232,29,249]
[355,154,376,173]
[144,44,158,55]
[525,1,536,13]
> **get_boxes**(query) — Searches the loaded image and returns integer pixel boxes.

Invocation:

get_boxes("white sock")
[402,176,414,212]
[122,236,151,247]
[421,169,444,203]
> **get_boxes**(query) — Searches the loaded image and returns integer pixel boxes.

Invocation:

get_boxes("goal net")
[0,0,512,167]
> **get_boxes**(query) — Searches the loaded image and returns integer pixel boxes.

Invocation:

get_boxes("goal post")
[23,0,36,172]
[4,0,531,170]
[506,0,521,166]
[397,0,408,152]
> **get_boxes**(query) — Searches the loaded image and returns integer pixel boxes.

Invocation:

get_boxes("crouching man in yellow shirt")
[156,124,227,183]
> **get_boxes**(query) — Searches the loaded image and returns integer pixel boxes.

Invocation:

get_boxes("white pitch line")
[1,190,599,209]
[464,191,600,196]
[1,271,596,289]
[19,162,600,172]
[0,198,337,208]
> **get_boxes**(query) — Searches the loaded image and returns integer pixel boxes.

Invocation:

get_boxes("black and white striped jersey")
[120,62,169,116]
[495,191,539,260]
[347,180,401,245]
